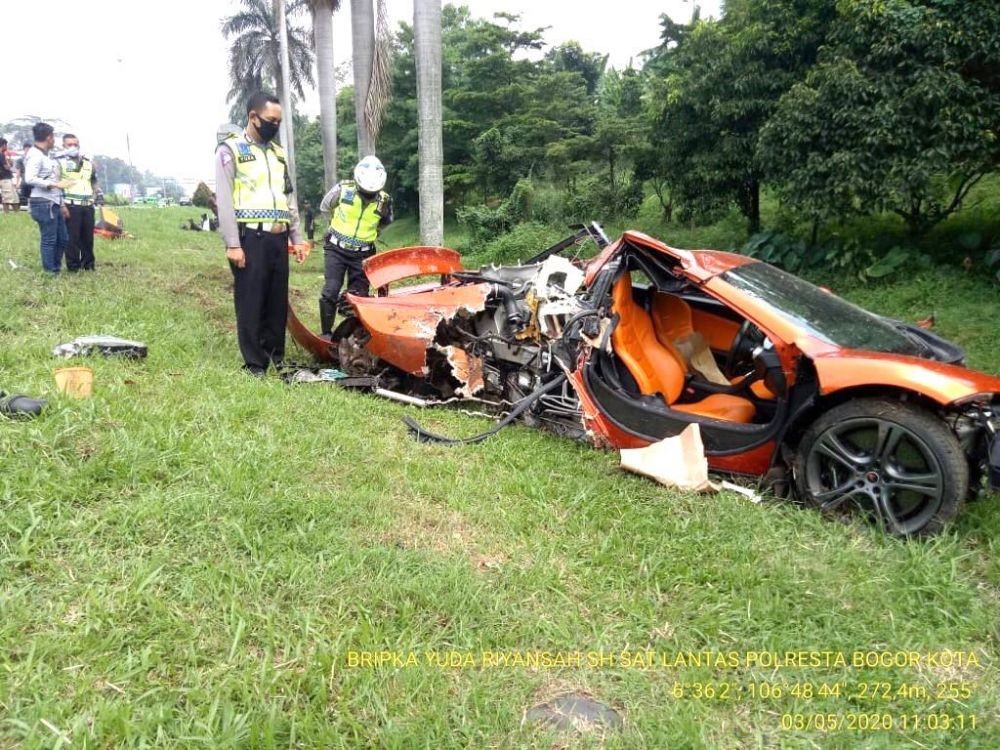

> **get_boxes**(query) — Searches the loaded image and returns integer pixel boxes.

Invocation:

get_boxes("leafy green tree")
[293,114,325,202]
[192,182,215,209]
[94,155,144,196]
[547,42,608,97]
[1,116,71,146]
[335,87,361,182]
[648,0,837,233]
[591,66,647,212]
[162,180,185,202]
[760,0,1000,236]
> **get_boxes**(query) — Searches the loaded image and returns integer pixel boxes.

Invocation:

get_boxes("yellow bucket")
[54,366,94,399]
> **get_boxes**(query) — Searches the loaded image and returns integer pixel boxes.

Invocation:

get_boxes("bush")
[467,222,567,267]
[192,182,214,209]
[102,193,129,206]
[530,183,568,225]
[456,203,511,247]
[740,231,932,282]
[564,174,644,223]
[456,178,539,247]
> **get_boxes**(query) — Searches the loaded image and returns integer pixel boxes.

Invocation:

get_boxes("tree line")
[224,0,444,244]
[277,1,997,253]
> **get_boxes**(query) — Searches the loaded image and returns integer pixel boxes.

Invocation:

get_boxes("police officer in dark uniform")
[214,92,307,376]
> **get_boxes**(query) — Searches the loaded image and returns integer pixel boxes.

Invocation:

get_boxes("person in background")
[17,142,33,206]
[0,139,18,213]
[24,122,71,274]
[317,156,393,338]
[303,200,316,242]
[215,91,307,377]
[56,134,101,271]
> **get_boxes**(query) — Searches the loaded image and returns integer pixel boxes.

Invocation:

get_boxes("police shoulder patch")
[236,141,256,163]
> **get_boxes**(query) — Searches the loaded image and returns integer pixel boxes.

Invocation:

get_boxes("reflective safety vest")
[62,157,94,205]
[221,134,290,223]
[329,180,389,249]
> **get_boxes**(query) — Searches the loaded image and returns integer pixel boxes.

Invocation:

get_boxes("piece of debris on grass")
[523,692,623,734]
[53,335,148,359]
[620,424,717,492]
[620,425,764,502]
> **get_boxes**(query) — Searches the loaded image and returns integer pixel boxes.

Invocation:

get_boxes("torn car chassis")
[287,222,1000,536]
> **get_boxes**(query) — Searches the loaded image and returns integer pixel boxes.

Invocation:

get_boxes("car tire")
[794,398,967,537]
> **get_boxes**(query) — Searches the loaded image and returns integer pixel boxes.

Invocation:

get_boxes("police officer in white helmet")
[317,156,393,338]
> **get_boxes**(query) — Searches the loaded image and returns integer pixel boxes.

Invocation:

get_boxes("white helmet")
[354,156,387,193]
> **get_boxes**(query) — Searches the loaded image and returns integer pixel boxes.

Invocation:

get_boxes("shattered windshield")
[722,262,925,356]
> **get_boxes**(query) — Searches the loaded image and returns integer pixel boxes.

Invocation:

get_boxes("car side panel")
[810,351,1000,405]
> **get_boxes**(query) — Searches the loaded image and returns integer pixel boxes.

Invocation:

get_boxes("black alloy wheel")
[795,398,967,537]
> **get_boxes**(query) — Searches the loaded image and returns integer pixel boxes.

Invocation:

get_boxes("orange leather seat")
[651,292,694,347]
[610,275,755,423]
[655,291,777,402]
[730,377,778,400]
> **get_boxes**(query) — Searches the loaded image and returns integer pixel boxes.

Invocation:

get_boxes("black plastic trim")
[583,360,788,456]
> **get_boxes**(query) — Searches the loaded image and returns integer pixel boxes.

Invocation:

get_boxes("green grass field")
[2,207,1000,749]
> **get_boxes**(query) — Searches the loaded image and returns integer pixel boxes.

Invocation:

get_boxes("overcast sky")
[4,0,717,190]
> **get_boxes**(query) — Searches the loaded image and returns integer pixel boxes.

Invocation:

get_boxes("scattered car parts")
[53,335,148,359]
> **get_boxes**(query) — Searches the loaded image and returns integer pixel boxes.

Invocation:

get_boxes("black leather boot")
[0,391,46,418]
[319,297,336,337]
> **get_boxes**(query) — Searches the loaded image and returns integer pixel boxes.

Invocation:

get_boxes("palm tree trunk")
[351,0,375,156]
[414,0,443,245]
[275,0,297,192]
[312,1,338,187]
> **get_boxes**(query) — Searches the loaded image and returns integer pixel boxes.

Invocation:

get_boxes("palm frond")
[221,0,271,37]
[365,0,393,142]
[222,0,315,102]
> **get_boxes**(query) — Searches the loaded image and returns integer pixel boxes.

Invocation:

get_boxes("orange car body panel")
[287,246,471,364]
[346,284,491,375]
[807,350,1000,405]
[364,245,464,294]
[287,304,337,362]
[708,442,775,475]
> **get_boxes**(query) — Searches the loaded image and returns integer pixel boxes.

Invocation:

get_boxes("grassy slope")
[1,207,999,749]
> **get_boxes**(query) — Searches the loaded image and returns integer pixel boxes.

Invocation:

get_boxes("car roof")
[622,230,756,281]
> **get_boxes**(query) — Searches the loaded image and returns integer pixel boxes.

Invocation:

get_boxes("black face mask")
[255,117,280,143]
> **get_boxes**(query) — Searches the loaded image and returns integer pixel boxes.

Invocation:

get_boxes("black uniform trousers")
[319,243,376,335]
[65,204,95,271]
[230,226,289,373]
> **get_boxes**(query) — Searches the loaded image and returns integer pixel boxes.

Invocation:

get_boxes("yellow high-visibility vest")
[329,180,389,248]
[62,157,94,205]
[221,134,290,223]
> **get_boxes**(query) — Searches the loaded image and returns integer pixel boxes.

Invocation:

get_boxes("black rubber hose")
[489,283,526,330]
[403,373,568,446]
[560,307,600,340]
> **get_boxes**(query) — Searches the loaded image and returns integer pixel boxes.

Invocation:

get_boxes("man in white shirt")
[24,122,71,274]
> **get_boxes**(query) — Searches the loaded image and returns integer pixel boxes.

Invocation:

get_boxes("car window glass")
[723,262,924,356]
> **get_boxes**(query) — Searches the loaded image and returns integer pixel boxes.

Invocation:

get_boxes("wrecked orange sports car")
[289,224,1000,536]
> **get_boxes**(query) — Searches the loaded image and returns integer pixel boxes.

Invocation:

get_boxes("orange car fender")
[364,246,464,294]
[809,351,1000,406]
